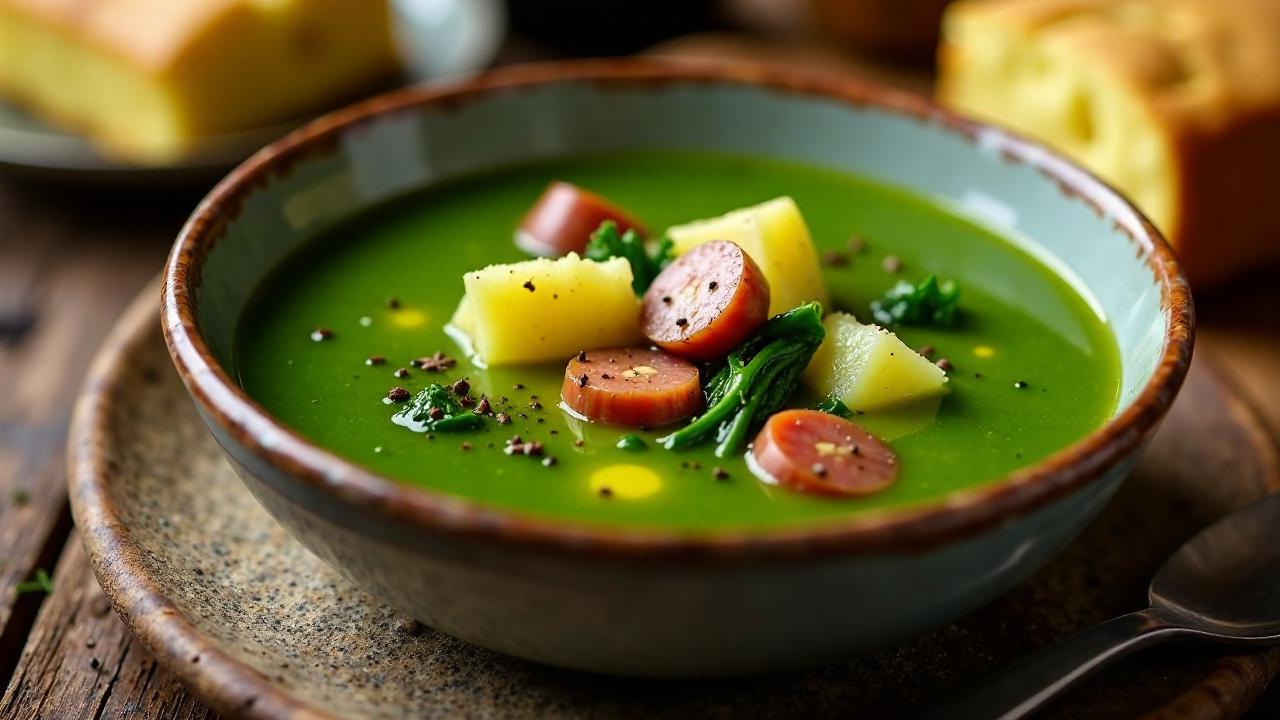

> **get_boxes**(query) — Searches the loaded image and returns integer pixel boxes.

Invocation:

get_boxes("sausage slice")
[751,410,898,496]
[641,240,771,361]
[516,181,647,257]
[561,347,702,427]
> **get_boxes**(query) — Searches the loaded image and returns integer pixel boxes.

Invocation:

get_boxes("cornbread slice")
[938,0,1280,285]
[0,0,398,163]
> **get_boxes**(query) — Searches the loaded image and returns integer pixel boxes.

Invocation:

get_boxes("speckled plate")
[69,283,1280,720]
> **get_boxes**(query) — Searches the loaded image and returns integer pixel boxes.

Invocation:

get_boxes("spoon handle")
[916,608,1183,720]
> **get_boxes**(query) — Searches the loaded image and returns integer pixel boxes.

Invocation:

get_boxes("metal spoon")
[919,491,1280,720]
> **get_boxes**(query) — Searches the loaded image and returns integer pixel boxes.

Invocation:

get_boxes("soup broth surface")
[236,152,1120,530]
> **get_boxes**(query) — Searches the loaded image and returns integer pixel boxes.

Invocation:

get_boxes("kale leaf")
[815,396,853,418]
[870,274,961,327]
[584,220,673,294]
[659,302,826,457]
[392,384,485,433]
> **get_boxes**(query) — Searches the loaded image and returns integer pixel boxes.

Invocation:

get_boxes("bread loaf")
[938,0,1280,285]
[0,0,398,163]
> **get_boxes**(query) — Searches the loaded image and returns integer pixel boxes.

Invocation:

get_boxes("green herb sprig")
[815,396,852,419]
[584,220,673,294]
[14,568,53,597]
[393,384,485,433]
[870,274,961,327]
[660,302,826,457]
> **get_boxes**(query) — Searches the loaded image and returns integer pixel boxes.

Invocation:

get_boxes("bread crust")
[939,0,1280,284]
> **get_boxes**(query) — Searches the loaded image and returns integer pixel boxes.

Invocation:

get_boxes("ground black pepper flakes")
[712,466,729,480]
[549,429,559,435]
[522,280,536,292]
[505,438,544,457]
[474,396,492,415]
[460,442,472,451]
[974,372,983,379]
[309,327,333,342]
[365,355,386,366]
[661,296,672,304]
[413,351,456,372]
[573,439,585,448]
[675,318,688,327]
[427,407,444,421]
[936,358,953,372]
[529,399,543,410]
[386,297,401,309]
[811,463,828,477]
[577,374,588,388]
[541,456,558,467]
[598,486,614,498]
[1014,380,1029,389]
[601,373,612,380]
[690,461,701,470]
[387,387,410,403]
[495,412,512,424]
[451,378,470,395]
[708,281,719,290]
[393,367,410,379]
[577,350,588,362]
[459,395,476,408]
[512,383,524,390]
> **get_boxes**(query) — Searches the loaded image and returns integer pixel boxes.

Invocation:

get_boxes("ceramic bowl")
[162,60,1193,677]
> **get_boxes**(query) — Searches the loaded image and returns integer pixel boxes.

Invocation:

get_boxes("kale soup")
[236,151,1120,531]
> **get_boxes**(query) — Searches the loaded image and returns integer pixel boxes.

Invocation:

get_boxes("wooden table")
[1,62,1278,720]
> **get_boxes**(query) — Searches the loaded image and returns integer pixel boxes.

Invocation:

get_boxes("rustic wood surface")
[0,41,1278,720]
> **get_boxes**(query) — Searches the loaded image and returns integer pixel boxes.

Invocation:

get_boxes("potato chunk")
[449,253,643,367]
[803,312,946,412]
[666,197,829,317]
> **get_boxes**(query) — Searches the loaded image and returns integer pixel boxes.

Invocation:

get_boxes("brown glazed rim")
[162,59,1194,560]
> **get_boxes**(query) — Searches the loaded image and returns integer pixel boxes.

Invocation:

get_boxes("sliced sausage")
[641,240,771,361]
[751,410,898,496]
[561,347,702,427]
[516,181,647,257]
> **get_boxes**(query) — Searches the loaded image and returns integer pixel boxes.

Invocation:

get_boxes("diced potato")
[666,197,829,317]
[804,312,947,412]
[448,253,643,367]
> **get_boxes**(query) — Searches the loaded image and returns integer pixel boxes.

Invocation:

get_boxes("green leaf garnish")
[392,384,485,433]
[870,274,961,327]
[14,568,53,597]
[584,220,673,294]
[815,396,852,418]
[659,303,826,457]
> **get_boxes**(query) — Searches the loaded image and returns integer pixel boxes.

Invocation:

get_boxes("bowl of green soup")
[163,60,1193,676]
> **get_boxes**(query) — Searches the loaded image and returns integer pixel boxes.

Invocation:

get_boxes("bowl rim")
[162,58,1195,560]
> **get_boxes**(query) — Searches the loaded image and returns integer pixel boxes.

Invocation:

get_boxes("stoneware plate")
[159,60,1193,676]
[70,283,1278,719]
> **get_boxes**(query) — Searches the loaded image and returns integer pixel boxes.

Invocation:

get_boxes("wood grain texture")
[0,531,218,720]
[0,179,195,717]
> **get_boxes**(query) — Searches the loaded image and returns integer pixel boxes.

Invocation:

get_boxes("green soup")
[236,151,1120,530]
